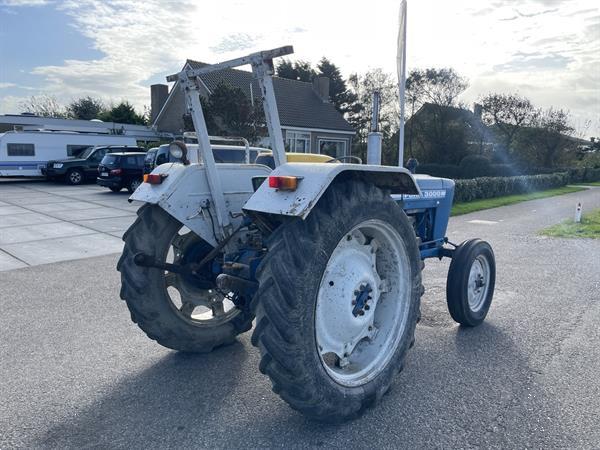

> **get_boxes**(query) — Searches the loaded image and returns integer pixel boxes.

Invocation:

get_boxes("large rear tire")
[251,181,423,422]
[117,205,254,352]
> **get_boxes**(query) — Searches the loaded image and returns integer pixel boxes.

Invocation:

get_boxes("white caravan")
[0,130,137,177]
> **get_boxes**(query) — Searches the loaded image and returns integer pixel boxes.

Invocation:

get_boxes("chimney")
[150,84,169,123]
[473,102,483,120]
[312,76,330,102]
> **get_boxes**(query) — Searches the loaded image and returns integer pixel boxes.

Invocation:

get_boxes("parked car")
[43,145,144,185]
[0,130,137,178]
[143,144,261,174]
[97,152,146,193]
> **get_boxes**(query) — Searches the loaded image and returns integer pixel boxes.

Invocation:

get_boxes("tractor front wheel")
[251,181,423,422]
[446,239,496,327]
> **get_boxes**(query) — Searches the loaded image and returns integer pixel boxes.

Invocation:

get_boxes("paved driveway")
[1,184,599,448]
[0,180,138,271]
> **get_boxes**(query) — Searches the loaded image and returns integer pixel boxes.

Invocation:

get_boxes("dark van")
[97,152,145,193]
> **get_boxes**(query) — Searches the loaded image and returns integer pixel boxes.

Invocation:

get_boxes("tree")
[276,59,316,82]
[406,68,469,164]
[99,101,147,125]
[189,82,264,144]
[480,93,537,155]
[66,96,105,120]
[316,57,360,117]
[348,69,399,163]
[517,108,576,167]
[19,95,67,118]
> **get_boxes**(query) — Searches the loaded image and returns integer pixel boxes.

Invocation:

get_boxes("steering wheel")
[326,155,363,164]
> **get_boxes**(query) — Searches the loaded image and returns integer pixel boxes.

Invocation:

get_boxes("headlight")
[53,163,63,168]
[169,141,189,164]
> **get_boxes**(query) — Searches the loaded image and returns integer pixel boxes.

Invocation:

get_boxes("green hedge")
[454,172,570,203]
[566,167,600,183]
[417,161,600,182]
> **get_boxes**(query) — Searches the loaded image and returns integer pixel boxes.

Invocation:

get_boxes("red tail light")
[268,176,300,191]
[109,168,122,175]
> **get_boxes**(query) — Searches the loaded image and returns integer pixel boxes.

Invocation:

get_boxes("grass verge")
[573,181,600,187]
[452,186,586,216]
[540,208,600,239]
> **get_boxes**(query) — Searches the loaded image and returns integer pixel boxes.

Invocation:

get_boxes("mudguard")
[130,162,271,246]
[243,163,420,219]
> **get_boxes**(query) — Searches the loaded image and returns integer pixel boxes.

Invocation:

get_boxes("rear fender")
[243,163,420,219]
[130,163,271,246]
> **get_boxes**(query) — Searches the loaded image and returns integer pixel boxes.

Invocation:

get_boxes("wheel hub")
[315,230,382,361]
[467,256,490,312]
[315,220,410,387]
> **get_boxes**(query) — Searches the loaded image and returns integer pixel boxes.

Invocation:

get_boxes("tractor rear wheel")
[446,239,495,327]
[117,204,254,352]
[251,181,423,422]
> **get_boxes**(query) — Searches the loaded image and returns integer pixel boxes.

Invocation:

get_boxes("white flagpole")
[397,0,407,167]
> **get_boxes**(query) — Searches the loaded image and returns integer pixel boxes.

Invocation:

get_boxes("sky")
[0,0,598,136]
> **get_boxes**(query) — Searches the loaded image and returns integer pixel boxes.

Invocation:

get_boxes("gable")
[184,60,355,133]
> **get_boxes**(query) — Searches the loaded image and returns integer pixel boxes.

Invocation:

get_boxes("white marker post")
[574,202,582,223]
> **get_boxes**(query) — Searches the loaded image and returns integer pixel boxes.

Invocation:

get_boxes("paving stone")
[0,222,96,245]
[0,205,30,216]
[0,249,28,271]
[45,207,135,221]
[73,216,136,233]
[26,202,101,213]
[1,233,124,265]
[3,196,74,206]
[0,212,61,228]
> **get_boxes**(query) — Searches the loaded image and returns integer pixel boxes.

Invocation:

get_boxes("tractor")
[117,46,495,422]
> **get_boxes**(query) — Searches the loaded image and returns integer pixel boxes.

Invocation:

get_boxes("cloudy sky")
[0,0,598,136]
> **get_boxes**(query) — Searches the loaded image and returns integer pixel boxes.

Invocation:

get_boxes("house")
[405,102,497,157]
[151,60,355,158]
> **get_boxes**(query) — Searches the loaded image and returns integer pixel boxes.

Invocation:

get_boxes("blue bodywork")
[218,174,456,299]
[393,175,455,260]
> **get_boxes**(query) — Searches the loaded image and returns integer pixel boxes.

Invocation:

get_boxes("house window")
[285,131,311,153]
[318,139,347,158]
[7,143,35,157]
[67,145,92,157]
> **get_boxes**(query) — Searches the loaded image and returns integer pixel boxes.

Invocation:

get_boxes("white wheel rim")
[164,228,240,326]
[315,219,411,387]
[467,255,490,312]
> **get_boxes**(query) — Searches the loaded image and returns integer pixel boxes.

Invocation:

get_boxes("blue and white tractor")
[117,46,496,422]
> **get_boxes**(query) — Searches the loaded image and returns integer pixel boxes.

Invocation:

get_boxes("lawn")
[574,181,600,187]
[451,186,586,216]
[540,208,600,239]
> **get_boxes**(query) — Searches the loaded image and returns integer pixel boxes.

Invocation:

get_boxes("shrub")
[488,164,521,177]
[459,155,492,178]
[584,167,600,182]
[454,172,570,203]
[416,163,462,179]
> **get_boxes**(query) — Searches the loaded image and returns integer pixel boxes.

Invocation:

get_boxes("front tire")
[446,239,495,327]
[117,205,254,352]
[66,168,84,185]
[127,178,141,194]
[251,181,423,422]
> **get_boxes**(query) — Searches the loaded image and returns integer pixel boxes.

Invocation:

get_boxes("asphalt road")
[1,186,599,449]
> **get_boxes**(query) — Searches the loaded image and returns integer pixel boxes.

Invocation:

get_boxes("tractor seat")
[255,152,334,169]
